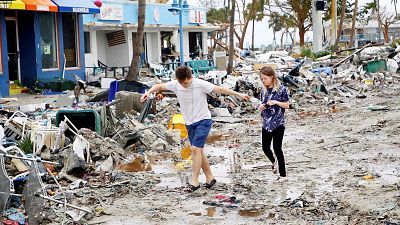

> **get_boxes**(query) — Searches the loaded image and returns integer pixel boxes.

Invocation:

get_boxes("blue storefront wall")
[0,11,10,97]
[19,11,38,87]
[34,13,85,83]
[83,1,207,26]
[0,10,86,95]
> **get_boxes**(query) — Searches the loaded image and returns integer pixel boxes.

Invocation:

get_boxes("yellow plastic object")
[9,84,26,95]
[181,144,191,160]
[175,162,185,171]
[168,114,188,139]
[364,79,373,86]
[363,175,374,180]
[175,160,192,171]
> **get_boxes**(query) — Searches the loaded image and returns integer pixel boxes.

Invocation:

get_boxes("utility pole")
[313,0,323,51]
[331,0,337,45]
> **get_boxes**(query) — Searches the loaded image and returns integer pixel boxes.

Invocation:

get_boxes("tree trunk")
[349,0,358,47]
[227,0,235,75]
[299,26,306,47]
[238,2,256,49]
[251,19,255,51]
[383,24,389,43]
[126,0,146,81]
[334,0,347,50]
[281,31,285,49]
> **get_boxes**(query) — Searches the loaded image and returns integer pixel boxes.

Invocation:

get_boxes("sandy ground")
[82,85,400,225]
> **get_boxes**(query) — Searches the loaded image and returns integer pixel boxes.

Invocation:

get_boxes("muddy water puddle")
[238,209,264,217]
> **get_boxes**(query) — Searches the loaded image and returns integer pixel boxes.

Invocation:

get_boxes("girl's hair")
[259,66,281,92]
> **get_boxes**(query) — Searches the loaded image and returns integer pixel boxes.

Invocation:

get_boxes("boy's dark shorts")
[186,119,213,148]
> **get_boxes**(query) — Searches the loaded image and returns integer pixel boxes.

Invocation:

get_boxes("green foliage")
[314,50,331,59]
[323,0,354,21]
[17,137,33,154]
[269,12,295,32]
[244,0,265,22]
[300,47,314,58]
[391,39,400,48]
[207,7,229,24]
[300,47,331,59]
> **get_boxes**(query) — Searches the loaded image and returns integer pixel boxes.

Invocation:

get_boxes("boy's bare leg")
[191,146,202,186]
[201,152,215,183]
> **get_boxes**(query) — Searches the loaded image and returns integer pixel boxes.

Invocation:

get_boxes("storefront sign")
[99,4,123,21]
[73,7,90,13]
[189,10,206,24]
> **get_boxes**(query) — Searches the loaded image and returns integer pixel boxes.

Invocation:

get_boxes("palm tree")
[334,0,347,50]
[349,0,358,47]
[227,0,235,75]
[126,0,146,81]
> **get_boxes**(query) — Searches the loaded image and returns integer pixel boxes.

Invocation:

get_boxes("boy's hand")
[140,93,148,102]
[240,93,251,101]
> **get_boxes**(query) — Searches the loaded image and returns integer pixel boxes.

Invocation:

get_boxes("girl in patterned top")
[258,66,290,180]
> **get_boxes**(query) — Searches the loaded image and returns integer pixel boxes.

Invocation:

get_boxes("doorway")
[188,32,202,59]
[6,19,20,82]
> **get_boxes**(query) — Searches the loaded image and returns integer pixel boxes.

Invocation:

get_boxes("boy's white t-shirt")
[165,78,215,125]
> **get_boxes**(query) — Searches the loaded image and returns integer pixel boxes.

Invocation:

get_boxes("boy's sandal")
[204,179,217,189]
[185,184,200,192]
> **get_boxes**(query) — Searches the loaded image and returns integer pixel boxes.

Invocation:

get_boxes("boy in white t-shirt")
[141,66,250,192]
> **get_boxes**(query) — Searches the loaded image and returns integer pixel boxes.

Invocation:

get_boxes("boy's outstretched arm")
[140,83,168,102]
[212,86,251,101]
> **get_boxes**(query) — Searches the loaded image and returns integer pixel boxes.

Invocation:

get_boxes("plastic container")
[168,114,188,139]
[363,60,387,73]
[56,109,102,135]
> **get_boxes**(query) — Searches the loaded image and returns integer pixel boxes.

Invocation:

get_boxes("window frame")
[62,13,80,70]
[41,13,60,71]
[84,31,91,54]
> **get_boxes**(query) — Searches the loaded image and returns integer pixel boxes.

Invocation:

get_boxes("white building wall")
[202,31,208,57]
[97,31,107,65]
[105,30,130,67]
[183,31,190,62]
[146,32,161,63]
[84,30,98,67]
[127,28,134,64]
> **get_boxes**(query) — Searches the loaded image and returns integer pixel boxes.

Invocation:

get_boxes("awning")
[22,0,57,12]
[51,0,100,14]
[0,0,25,10]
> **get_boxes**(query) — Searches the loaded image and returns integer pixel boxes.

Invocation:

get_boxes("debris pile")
[1,43,400,224]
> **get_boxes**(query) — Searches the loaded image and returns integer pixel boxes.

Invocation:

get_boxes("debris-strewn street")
[1,57,398,224]
[83,80,400,225]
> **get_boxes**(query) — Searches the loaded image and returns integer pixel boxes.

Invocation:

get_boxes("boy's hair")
[175,66,192,81]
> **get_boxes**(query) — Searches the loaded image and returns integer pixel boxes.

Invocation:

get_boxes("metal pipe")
[35,194,92,213]
[0,153,58,165]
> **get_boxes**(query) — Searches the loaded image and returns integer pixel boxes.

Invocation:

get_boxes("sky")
[180,0,400,48]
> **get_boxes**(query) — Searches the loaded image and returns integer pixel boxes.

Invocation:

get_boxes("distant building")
[324,19,400,45]
[82,0,220,71]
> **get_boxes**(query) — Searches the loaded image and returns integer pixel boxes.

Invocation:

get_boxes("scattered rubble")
[1,44,400,224]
